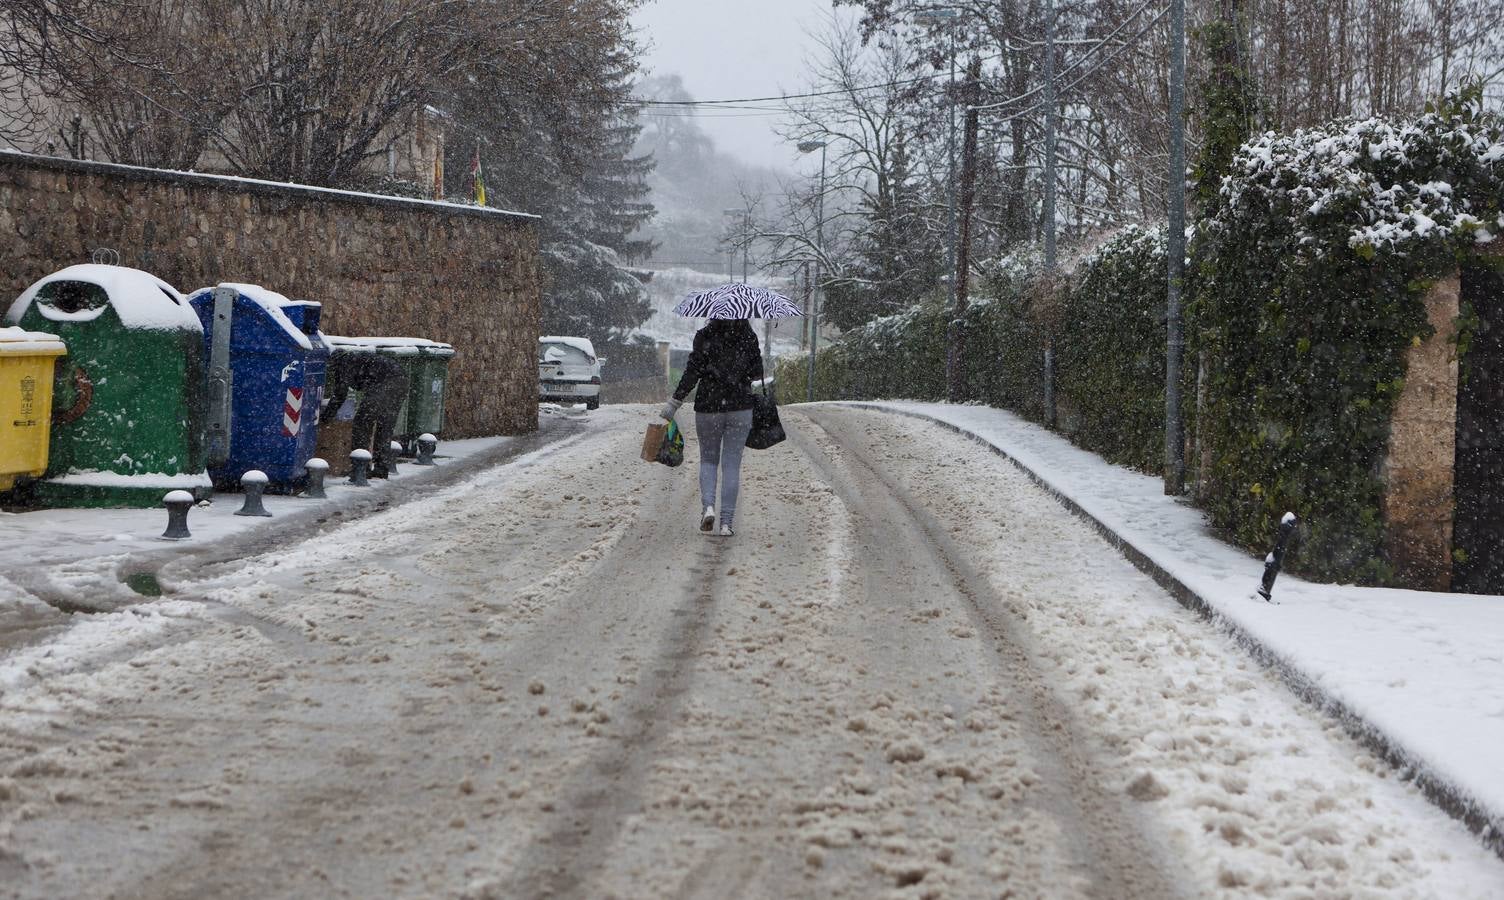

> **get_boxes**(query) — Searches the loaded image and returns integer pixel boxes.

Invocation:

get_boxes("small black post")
[161,490,194,540]
[415,433,437,466]
[349,449,371,486]
[1258,512,1298,602]
[235,470,273,517]
[303,458,328,498]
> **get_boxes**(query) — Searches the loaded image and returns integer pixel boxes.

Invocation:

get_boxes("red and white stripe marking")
[282,387,304,437]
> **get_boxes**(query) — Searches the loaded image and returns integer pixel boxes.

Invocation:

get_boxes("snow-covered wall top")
[0,150,538,223]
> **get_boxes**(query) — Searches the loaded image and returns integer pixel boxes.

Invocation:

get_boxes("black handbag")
[745,378,785,450]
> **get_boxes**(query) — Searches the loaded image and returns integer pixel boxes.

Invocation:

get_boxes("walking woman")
[660,318,764,536]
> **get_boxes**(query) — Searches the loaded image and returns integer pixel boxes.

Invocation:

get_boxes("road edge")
[133,414,589,593]
[838,401,1504,862]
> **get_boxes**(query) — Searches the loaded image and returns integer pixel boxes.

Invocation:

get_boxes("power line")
[971,0,1165,113]
[602,47,1010,109]
[615,3,1159,115]
[637,111,788,119]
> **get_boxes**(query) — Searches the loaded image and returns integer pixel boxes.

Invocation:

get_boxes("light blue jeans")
[695,409,754,528]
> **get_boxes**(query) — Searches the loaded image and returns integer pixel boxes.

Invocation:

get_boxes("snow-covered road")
[1,405,1500,898]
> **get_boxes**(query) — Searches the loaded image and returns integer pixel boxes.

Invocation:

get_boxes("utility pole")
[951,55,982,403]
[915,7,963,401]
[1165,0,1187,494]
[1043,0,1057,271]
[944,24,958,401]
[1042,0,1059,427]
[797,140,828,402]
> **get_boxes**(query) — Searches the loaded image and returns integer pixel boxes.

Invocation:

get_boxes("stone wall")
[0,152,540,437]
[1382,275,1460,590]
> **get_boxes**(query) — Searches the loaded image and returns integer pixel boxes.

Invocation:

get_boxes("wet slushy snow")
[1,406,1500,898]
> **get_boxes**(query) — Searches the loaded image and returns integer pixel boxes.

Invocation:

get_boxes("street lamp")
[725,206,771,372]
[797,138,827,403]
[723,207,750,283]
[913,6,963,401]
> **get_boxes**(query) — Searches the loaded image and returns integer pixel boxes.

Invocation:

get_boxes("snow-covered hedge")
[1056,225,1168,473]
[960,246,1051,420]
[1192,89,1504,583]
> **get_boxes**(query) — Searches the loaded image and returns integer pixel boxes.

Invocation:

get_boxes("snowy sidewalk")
[0,406,593,648]
[853,400,1504,854]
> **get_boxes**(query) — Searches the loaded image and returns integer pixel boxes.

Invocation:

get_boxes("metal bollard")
[386,440,403,476]
[415,433,438,466]
[303,457,328,499]
[349,449,372,486]
[236,470,273,517]
[161,490,194,540]
[1257,511,1299,602]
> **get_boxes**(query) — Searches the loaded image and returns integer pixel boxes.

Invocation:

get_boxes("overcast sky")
[631,0,844,171]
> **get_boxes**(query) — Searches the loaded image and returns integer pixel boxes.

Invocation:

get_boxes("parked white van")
[539,336,602,410]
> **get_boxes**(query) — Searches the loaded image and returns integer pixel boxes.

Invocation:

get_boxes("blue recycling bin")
[187,283,330,488]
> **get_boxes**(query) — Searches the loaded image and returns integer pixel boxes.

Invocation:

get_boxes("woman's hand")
[659,397,683,421]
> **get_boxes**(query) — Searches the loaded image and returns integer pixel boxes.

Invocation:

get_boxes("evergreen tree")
[1191,4,1259,215]
[440,0,656,343]
[823,131,945,331]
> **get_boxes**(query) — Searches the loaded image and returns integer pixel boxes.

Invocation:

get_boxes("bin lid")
[0,325,65,356]
[6,264,199,332]
[189,283,323,351]
[325,335,454,357]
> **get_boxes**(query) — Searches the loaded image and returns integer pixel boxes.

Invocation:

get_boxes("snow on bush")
[1212,96,1504,261]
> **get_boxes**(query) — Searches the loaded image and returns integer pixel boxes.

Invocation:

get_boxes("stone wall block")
[1382,275,1460,590]
[0,152,539,437]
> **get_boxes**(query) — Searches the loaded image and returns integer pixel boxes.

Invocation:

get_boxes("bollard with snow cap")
[415,433,437,466]
[349,448,372,486]
[236,469,273,517]
[386,440,403,476]
[1258,512,1298,602]
[303,457,328,498]
[161,490,194,539]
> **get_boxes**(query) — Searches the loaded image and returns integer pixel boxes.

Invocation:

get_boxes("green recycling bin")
[406,340,455,440]
[324,336,453,446]
[4,264,208,507]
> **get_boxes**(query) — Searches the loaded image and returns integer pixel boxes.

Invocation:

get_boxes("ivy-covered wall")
[1190,93,1504,584]
[778,93,1504,590]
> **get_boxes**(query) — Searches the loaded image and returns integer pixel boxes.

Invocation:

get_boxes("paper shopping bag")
[641,422,668,462]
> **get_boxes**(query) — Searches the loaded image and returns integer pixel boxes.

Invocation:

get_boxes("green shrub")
[1056,225,1168,472]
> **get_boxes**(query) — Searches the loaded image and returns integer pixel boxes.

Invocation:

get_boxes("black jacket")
[323,350,407,418]
[673,320,764,413]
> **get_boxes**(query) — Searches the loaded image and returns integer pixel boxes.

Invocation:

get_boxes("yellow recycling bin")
[0,326,67,492]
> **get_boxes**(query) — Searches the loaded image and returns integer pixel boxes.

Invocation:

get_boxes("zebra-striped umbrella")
[672,283,804,319]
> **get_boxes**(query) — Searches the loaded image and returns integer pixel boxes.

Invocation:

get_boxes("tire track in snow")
[792,407,1183,898]
[469,421,736,898]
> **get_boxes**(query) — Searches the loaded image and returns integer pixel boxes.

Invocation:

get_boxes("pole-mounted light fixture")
[796,138,828,403]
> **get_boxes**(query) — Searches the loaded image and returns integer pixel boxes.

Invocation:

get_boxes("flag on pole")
[471,144,486,206]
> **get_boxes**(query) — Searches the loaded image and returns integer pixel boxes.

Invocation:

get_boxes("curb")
[842,401,1504,861]
[131,415,588,594]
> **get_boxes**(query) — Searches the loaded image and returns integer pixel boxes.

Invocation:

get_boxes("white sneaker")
[700,506,716,532]
[719,523,734,537]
